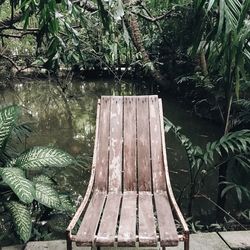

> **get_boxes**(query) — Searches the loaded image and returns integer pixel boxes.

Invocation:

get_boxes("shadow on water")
[0,78,222,239]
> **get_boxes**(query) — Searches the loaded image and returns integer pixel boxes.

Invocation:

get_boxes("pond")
[0,77,222,244]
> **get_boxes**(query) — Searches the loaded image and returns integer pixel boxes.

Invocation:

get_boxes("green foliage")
[1,167,35,203]
[165,117,250,213]
[203,130,250,165]
[221,181,250,203]
[35,183,61,209]
[192,0,250,103]
[7,146,75,170]
[6,201,32,243]
[0,105,75,242]
[0,106,19,149]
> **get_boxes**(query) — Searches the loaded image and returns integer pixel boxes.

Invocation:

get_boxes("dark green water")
[0,78,222,242]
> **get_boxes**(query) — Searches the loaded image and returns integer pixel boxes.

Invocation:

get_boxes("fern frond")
[203,130,250,164]
[6,201,32,242]
[1,168,35,203]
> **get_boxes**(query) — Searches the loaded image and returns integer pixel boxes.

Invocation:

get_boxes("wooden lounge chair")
[66,95,189,250]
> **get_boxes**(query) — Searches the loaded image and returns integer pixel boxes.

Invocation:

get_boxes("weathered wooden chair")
[66,95,189,250]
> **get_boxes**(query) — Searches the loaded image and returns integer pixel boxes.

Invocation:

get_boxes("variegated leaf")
[35,183,61,209]
[58,194,75,213]
[33,175,54,185]
[1,168,35,203]
[13,146,75,170]
[6,201,32,242]
[0,105,19,149]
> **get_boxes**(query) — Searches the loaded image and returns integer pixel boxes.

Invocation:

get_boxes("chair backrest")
[93,96,167,193]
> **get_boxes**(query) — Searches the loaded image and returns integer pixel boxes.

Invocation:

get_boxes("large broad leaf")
[0,105,19,149]
[11,146,75,170]
[35,183,61,209]
[6,201,32,242]
[1,168,35,203]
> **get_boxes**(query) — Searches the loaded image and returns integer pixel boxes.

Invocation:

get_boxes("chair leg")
[184,232,190,250]
[66,231,72,250]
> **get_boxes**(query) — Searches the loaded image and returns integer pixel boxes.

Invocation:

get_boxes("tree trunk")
[122,1,166,88]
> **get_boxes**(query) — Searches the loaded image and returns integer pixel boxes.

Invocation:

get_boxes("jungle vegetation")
[0,0,250,243]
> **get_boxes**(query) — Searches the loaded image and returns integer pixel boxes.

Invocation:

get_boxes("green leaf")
[33,175,54,185]
[114,0,124,21]
[236,186,242,203]
[12,146,75,170]
[6,201,32,242]
[207,0,216,12]
[0,105,19,149]
[35,183,61,209]
[221,183,234,197]
[1,168,34,203]
[58,194,75,213]
[217,0,225,37]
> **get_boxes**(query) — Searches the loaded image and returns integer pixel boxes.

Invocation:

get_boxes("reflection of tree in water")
[0,79,134,194]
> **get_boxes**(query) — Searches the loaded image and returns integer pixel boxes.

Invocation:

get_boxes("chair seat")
[75,191,178,247]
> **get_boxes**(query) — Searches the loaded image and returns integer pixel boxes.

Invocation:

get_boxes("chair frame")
[66,96,189,250]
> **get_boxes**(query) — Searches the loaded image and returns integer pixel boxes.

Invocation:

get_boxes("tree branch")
[135,9,174,22]
[0,12,23,31]
[0,54,20,70]
[0,31,37,38]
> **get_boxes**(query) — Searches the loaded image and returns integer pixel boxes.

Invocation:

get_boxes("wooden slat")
[94,96,111,191]
[76,192,106,245]
[96,193,122,246]
[118,192,137,246]
[138,192,157,246]
[154,192,178,246]
[137,96,151,191]
[109,96,123,192]
[123,97,137,191]
[149,96,166,191]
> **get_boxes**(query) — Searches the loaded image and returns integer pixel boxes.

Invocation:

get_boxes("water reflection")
[1,79,221,222]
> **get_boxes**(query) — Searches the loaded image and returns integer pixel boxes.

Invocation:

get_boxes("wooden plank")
[118,192,137,246]
[109,97,123,192]
[25,240,90,250]
[154,192,178,246]
[94,96,111,191]
[123,97,137,191]
[149,96,166,192]
[138,192,157,246]
[168,232,230,250]
[219,231,250,249]
[76,192,106,245]
[96,193,122,246]
[137,96,151,191]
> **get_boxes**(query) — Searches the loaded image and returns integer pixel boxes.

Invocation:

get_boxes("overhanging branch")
[0,12,23,31]
[135,9,174,22]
